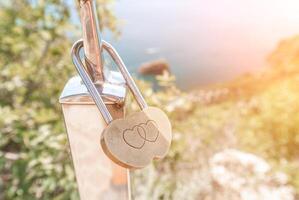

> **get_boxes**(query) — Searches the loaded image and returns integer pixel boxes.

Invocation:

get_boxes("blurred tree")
[0,0,118,199]
[268,35,299,75]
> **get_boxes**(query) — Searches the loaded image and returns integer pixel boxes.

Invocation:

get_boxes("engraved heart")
[123,125,146,149]
[139,120,159,142]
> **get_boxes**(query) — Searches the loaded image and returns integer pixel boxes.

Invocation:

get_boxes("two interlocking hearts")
[123,120,159,149]
[101,107,172,169]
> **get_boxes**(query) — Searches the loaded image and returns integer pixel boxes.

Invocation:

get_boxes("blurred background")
[1,0,299,199]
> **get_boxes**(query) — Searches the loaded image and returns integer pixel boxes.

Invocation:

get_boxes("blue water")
[70,0,299,89]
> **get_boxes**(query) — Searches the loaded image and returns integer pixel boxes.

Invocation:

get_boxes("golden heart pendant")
[100,107,172,169]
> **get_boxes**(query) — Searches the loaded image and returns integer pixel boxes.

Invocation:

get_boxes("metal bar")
[79,0,104,83]
[71,39,113,123]
[102,41,148,109]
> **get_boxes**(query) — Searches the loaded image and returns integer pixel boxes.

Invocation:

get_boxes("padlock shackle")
[71,39,148,124]
[102,41,148,110]
[71,39,113,124]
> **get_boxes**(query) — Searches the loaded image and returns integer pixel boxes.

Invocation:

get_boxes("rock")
[209,149,295,200]
[138,59,170,75]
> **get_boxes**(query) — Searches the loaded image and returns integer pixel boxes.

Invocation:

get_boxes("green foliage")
[0,1,78,199]
[0,0,118,199]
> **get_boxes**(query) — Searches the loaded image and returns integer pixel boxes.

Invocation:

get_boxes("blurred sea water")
[71,0,299,89]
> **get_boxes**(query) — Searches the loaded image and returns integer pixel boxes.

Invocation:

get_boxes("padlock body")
[101,107,172,169]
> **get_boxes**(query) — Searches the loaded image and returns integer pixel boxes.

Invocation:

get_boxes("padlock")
[101,41,172,169]
[72,39,172,169]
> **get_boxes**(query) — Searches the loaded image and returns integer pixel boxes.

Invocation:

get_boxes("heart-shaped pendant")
[101,107,172,169]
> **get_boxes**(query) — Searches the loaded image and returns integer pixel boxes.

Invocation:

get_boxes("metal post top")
[59,75,126,105]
